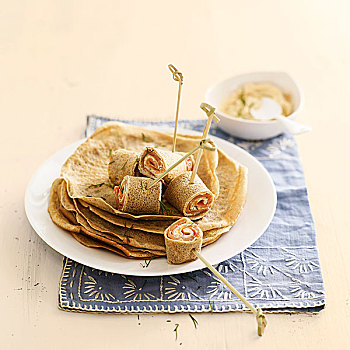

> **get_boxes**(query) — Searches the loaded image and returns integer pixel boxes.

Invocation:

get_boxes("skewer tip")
[256,308,267,336]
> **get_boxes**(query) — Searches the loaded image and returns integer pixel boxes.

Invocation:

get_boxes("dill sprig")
[123,223,134,244]
[108,149,112,157]
[103,180,114,189]
[174,323,179,340]
[87,182,105,188]
[159,200,172,215]
[142,133,151,142]
[189,314,198,329]
[140,254,155,268]
[121,160,128,170]
[141,147,153,161]
[240,95,246,106]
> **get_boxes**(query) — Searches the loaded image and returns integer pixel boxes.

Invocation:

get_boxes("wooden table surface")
[1,1,349,349]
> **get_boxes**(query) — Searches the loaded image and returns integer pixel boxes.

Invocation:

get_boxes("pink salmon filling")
[166,218,201,242]
[114,181,127,210]
[143,152,193,177]
[185,193,214,215]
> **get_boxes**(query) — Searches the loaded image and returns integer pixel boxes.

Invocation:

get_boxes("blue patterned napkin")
[58,116,325,313]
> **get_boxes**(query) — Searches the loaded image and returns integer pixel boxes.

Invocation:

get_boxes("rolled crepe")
[164,218,203,264]
[139,147,194,183]
[164,172,215,217]
[114,176,162,215]
[108,149,139,186]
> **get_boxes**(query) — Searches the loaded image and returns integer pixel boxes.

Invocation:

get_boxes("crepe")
[74,200,166,253]
[164,218,203,264]
[87,203,174,234]
[49,179,165,258]
[115,176,162,214]
[164,172,215,217]
[108,149,139,186]
[56,177,230,254]
[58,179,166,252]
[60,122,247,231]
[60,122,219,220]
[71,232,131,257]
[48,178,81,233]
[75,212,165,257]
[139,147,194,183]
[49,122,247,259]
[196,149,247,232]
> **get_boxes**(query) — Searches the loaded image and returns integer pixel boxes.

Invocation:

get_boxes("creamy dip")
[220,82,293,121]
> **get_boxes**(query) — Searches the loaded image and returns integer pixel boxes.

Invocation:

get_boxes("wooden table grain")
[1,1,349,349]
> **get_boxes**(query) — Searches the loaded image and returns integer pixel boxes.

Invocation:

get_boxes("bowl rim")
[205,71,303,126]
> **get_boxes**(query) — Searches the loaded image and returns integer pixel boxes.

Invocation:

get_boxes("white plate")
[24,132,276,276]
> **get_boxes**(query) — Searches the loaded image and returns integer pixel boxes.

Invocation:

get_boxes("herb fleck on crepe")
[121,160,128,170]
[141,147,153,161]
[124,223,134,244]
[142,133,151,142]
[159,200,172,215]
[87,182,105,188]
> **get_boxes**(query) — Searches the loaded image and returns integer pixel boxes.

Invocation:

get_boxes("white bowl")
[205,71,303,140]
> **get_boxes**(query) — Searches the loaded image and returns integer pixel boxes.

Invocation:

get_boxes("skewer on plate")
[155,106,266,335]
[164,218,267,336]
[168,64,183,152]
[146,138,216,190]
[190,103,220,183]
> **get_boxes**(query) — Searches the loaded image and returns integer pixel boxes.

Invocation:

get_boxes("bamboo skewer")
[146,139,216,190]
[189,103,220,184]
[168,64,184,152]
[193,250,267,336]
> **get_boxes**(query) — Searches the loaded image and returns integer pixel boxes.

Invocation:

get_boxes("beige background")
[1,0,350,349]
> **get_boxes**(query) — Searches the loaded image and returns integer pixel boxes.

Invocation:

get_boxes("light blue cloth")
[58,116,325,313]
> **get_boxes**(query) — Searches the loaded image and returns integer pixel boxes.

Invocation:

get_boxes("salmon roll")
[164,218,203,264]
[108,149,140,186]
[139,147,194,183]
[114,176,162,215]
[164,172,215,217]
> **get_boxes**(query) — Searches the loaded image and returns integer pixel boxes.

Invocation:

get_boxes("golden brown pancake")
[48,122,247,259]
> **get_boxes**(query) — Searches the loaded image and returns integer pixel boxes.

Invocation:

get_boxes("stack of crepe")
[48,122,247,259]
